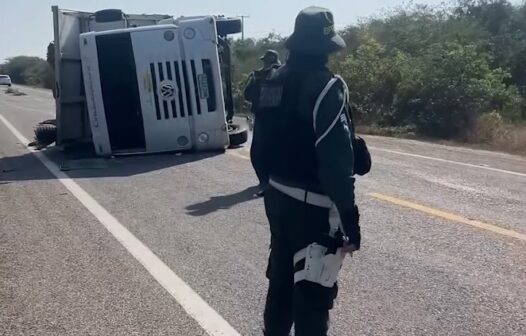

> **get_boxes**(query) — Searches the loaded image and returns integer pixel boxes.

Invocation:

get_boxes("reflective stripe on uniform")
[329,206,344,237]
[312,76,351,147]
[312,78,338,132]
[269,179,333,208]
[269,179,343,236]
[270,179,346,288]
[314,96,347,147]
[335,75,349,97]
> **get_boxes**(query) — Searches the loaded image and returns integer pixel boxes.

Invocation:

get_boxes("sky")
[0,0,519,62]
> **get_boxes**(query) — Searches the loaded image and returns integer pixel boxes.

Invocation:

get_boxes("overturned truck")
[38,6,247,156]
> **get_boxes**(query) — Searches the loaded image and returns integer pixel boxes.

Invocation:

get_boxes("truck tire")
[38,119,57,126]
[216,17,242,36]
[95,9,125,22]
[34,124,57,147]
[228,123,248,147]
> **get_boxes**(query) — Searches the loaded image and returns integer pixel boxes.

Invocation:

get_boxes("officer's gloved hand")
[340,205,361,251]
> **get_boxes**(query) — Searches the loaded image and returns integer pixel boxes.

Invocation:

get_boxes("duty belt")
[269,179,333,208]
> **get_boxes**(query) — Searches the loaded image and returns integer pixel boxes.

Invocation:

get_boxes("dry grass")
[486,124,526,155]
[468,112,526,155]
[356,124,417,138]
[357,114,526,156]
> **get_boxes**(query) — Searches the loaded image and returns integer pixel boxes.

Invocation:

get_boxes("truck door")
[96,32,146,152]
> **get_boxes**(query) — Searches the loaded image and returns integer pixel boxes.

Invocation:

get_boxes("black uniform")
[258,53,359,336]
[245,62,280,190]
[257,7,364,336]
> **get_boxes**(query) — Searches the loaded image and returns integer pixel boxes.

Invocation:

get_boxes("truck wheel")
[38,119,57,126]
[94,9,125,23]
[34,124,57,147]
[216,17,242,36]
[228,123,248,147]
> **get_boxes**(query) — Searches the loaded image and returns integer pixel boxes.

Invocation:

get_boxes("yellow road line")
[227,150,525,242]
[369,192,526,242]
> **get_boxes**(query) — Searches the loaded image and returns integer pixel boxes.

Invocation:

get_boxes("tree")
[395,42,522,138]
[0,56,53,88]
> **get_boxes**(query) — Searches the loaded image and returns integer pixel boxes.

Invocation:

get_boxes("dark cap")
[260,49,281,64]
[285,6,346,55]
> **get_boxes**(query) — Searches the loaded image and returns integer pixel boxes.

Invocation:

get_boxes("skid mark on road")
[370,192,526,242]
[0,113,241,336]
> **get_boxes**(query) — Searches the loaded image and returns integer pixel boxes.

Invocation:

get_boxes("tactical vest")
[257,65,331,192]
[247,65,281,113]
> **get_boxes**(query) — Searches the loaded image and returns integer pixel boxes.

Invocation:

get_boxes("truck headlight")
[184,28,196,39]
[178,136,189,146]
[198,132,209,143]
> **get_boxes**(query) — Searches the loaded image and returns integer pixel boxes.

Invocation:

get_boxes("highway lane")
[0,116,209,335]
[1,86,525,335]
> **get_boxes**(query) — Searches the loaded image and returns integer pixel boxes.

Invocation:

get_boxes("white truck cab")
[80,19,228,155]
[47,7,245,156]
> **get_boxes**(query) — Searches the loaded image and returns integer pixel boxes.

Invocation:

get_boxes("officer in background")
[257,7,365,336]
[244,50,281,197]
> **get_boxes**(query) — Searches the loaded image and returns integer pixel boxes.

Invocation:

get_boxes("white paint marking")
[0,114,241,336]
[369,146,526,178]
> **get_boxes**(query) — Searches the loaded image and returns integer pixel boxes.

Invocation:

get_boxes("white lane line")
[0,114,241,336]
[369,146,526,178]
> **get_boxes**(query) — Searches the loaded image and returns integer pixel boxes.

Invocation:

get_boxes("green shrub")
[394,42,523,139]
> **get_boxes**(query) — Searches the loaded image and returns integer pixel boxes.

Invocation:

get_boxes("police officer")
[244,50,281,197]
[257,7,363,336]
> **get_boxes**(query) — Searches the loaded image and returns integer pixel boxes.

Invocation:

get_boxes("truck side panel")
[53,7,91,146]
[52,7,172,147]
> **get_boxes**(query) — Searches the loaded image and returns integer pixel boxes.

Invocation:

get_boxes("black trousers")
[250,119,269,186]
[263,187,338,336]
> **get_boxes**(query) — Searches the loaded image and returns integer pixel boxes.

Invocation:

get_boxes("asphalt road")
[1,85,525,336]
